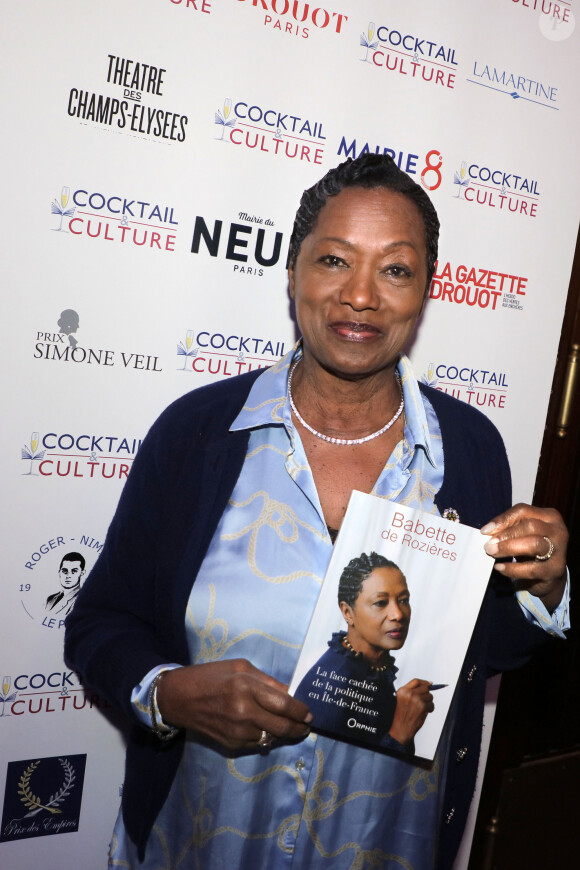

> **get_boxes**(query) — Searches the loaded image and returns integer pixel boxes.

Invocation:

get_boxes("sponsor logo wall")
[2,1,579,867]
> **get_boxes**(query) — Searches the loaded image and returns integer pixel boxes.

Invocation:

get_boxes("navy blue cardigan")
[65,370,550,868]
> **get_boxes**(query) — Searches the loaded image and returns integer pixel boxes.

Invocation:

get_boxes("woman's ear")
[288,265,295,299]
[340,600,354,626]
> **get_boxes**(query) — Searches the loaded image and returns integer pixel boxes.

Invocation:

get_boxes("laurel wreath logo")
[17,757,76,818]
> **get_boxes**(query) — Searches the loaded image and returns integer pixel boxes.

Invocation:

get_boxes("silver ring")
[535,536,554,562]
[257,730,274,748]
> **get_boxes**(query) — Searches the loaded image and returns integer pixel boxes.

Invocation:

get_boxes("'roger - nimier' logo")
[178,328,287,378]
[453,160,540,218]
[0,755,86,842]
[50,185,178,251]
[421,362,510,411]
[360,20,458,90]
[20,532,102,631]
[214,97,326,165]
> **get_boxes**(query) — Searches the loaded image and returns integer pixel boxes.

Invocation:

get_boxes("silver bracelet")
[149,671,180,741]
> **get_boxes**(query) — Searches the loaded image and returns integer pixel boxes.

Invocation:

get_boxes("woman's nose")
[339,269,379,310]
[387,603,403,621]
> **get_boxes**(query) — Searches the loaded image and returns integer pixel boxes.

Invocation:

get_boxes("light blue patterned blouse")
[112,347,568,869]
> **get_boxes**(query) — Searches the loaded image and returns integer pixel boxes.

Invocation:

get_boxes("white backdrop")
[1,1,579,866]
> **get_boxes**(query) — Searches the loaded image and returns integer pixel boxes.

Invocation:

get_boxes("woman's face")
[288,186,428,380]
[340,566,411,660]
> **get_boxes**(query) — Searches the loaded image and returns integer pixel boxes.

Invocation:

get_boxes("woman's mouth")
[330,321,381,341]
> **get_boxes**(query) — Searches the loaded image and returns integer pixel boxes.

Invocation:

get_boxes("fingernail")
[481,522,496,534]
[305,712,313,724]
[484,538,499,555]
[494,562,506,573]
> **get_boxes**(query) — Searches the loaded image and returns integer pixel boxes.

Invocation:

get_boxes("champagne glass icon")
[454,162,469,198]
[361,22,377,63]
[22,431,44,475]
[183,330,194,370]
[0,676,15,717]
[216,98,234,141]
[59,187,70,230]
[51,185,75,231]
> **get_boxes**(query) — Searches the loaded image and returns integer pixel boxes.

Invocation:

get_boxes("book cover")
[288,491,493,760]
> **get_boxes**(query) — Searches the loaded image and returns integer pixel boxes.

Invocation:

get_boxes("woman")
[65,154,568,870]
[294,552,434,751]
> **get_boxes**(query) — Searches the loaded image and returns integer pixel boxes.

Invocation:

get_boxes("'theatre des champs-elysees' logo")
[214,97,326,164]
[33,309,163,372]
[421,362,510,411]
[359,20,458,90]
[0,755,86,843]
[21,430,141,482]
[67,53,188,142]
[428,260,528,313]
[51,185,179,252]
[236,0,348,40]
[177,328,287,378]
[20,533,102,631]
[452,160,540,219]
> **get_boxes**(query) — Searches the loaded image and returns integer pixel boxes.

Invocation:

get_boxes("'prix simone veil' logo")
[359,20,458,89]
[177,328,287,377]
[33,308,163,372]
[0,755,86,843]
[214,97,326,164]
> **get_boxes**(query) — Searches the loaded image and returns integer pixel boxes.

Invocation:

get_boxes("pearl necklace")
[342,636,391,672]
[288,360,404,446]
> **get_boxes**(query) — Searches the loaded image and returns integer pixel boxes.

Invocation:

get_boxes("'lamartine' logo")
[360,20,458,90]
[467,60,559,110]
[214,97,326,164]
[177,328,287,378]
[1,755,86,842]
[452,160,540,218]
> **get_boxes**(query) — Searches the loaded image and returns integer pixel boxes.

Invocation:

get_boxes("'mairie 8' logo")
[1,755,86,842]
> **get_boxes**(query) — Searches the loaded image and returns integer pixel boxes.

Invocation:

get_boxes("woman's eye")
[320,255,346,267]
[385,264,412,279]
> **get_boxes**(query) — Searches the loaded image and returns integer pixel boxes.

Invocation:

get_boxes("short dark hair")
[287,153,439,292]
[59,552,86,571]
[338,551,404,608]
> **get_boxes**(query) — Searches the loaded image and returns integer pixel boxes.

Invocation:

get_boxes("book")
[288,490,493,760]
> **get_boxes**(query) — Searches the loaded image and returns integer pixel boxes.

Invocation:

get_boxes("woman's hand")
[156,659,312,750]
[388,679,434,746]
[481,504,568,613]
